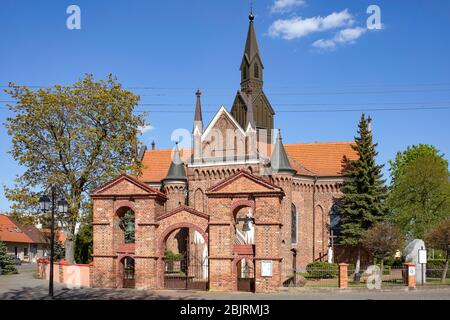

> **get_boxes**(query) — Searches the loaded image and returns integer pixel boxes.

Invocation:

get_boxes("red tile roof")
[139,148,192,183]
[0,214,47,244]
[138,142,358,182]
[284,142,358,176]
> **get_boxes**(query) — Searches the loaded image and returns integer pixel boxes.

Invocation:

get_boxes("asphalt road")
[0,264,449,300]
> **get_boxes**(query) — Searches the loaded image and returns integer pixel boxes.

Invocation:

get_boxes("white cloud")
[138,125,154,134]
[312,27,367,49]
[268,9,354,40]
[271,0,306,13]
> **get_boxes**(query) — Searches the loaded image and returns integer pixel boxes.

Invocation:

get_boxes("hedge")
[305,262,338,279]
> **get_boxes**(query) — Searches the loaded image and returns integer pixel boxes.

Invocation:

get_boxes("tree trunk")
[354,246,361,282]
[380,258,384,278]
[65,229,75,264]
[442,252,449,284]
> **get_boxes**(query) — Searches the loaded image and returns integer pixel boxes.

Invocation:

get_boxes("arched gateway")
[91,170,285,293]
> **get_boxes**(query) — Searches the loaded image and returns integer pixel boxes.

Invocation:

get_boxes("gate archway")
[158,223,208,290]
[121,256,135,289]
[236,258,255,292]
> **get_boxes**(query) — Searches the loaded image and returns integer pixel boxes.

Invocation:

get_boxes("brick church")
[91,12,358,293]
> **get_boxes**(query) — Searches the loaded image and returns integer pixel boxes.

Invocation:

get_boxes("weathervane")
[249,0,254,21]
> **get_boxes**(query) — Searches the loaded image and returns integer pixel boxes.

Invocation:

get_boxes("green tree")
[389,144,448,187]
[425,220,450,283]
[75,214,93,264]
[0,241,18,275]
[388,146,449,239]
[339,114,388,278]
[5,74,146,264]
[362,223,404,272]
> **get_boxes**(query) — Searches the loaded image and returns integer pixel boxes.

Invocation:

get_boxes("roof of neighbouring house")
[138,141,358,183]
[0,214,47,244]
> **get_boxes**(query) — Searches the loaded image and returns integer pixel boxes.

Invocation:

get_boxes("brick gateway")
[89,12,357,293]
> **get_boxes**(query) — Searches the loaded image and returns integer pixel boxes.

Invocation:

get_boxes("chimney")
[151,140,156,150]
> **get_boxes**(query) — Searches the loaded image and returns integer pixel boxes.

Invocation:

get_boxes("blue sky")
[0,0,449,211]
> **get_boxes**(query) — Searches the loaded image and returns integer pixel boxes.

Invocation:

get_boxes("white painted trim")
[201,105,246,140]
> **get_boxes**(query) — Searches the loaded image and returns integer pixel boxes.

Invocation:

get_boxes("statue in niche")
[236,208,255,245]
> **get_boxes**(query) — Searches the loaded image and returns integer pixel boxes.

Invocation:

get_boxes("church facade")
[90,13,358,293]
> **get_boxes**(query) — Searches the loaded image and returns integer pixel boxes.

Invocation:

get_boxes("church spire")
[244,9,259,63]
[163,143,187,183]
[270,130,296,175]
[193,89,203,133]
[240,7,263,92]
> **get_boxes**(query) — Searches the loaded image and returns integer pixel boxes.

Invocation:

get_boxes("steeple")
[240,9,263,93]
[193,89,203,133]
[163,143,188,183]
[270,130,296,175]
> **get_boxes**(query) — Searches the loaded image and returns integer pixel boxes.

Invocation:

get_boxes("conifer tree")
[339,114,388,279]
[0,241,18,275]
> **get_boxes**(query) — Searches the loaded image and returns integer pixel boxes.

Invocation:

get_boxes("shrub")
[164,250,183,261]
[305,262,338,279]
[426,260,450,279]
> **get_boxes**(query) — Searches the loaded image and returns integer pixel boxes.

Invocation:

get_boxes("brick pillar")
[339,263,349,289]
[403,263,416,289]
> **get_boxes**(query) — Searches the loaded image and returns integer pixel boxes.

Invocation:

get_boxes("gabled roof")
[91,173,166,199]
[0,215,47,244]
[206,170,283,195]
[202,105,246,140]
[233,90,275,122]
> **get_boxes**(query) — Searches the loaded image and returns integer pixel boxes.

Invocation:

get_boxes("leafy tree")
[425,220,450,283]
[389,144,448,187]
[0,241,18,275]
[388,147,450,239]
[75,213,93,264]
[339,114,388,278]
[362,223,404,272]
[5,74,146,263]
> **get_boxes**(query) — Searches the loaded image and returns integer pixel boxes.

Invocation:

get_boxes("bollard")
[403,262,416,289]
[339,263,349,289]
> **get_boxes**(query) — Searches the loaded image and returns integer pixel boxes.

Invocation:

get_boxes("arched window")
[242,66,248,80]
[117,208,135,244]
[329,203,341,240]
[254,63,259,79]
[194,188,205,213]
[291,204,297,244]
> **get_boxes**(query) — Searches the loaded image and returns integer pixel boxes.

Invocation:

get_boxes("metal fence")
[348,265,406,288]
[283,264,449,288]
[283,266,339,288]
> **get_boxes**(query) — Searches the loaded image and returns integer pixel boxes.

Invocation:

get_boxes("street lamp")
[39,188,67,298]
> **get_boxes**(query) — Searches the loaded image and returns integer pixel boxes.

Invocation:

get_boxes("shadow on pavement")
[0,286,206,300]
